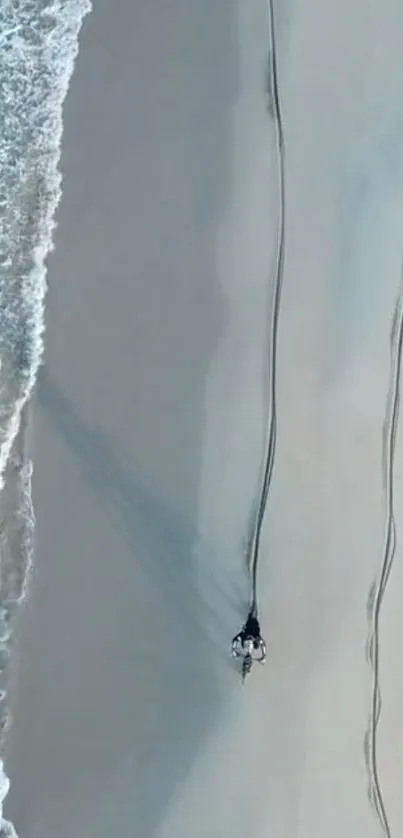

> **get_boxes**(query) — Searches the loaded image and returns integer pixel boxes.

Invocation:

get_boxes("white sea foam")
[0,0,92,832]
[0,0,91,488]
[0,759,18,838]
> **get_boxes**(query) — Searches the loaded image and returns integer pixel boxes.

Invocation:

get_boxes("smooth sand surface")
[4,0,403,835]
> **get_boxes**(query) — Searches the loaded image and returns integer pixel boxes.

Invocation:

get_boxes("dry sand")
[3,0,403,836]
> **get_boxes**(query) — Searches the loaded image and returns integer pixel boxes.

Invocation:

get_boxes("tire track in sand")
[364,265,403,838]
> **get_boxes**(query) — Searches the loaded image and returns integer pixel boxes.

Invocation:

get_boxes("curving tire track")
[364,270,403,838]
[246,0,286,619]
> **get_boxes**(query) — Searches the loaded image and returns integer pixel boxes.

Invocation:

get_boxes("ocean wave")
[0,0,92,833]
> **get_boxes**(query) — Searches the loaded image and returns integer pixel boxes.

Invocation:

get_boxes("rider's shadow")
[37,367,243,659]
[28,368,247,838]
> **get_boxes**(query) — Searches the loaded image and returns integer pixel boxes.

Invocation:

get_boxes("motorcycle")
[231,614,267,682]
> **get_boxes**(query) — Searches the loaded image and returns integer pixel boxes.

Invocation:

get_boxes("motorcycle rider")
[231,611,267,663]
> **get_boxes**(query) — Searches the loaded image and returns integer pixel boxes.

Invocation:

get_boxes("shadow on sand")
[32,368,238,836]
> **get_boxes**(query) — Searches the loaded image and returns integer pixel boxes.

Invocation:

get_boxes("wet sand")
[4,0,403,836]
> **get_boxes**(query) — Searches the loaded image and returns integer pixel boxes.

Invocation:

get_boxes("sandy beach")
[3,0,403,836]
